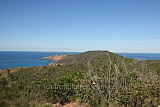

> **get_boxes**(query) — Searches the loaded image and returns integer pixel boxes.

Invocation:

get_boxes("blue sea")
[0,51,160,70]
[116,53,160,60]
[0,51,79,70]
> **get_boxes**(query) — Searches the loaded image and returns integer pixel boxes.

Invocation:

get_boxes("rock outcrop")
[40,54,69,61]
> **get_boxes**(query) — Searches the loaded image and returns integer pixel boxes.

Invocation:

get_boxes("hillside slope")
[0,51,159,107]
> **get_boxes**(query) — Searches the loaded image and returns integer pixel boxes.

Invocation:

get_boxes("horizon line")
[0,50,160,53]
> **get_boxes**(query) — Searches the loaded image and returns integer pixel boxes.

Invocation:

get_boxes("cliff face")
[39,54,69,61]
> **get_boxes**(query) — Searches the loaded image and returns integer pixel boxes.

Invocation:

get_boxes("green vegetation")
[0,51,160,107]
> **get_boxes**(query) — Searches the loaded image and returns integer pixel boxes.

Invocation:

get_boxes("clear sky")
[0,0,160,52]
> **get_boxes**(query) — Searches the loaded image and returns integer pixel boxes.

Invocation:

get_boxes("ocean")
[116,53,160,60]
[0,51,160,70]
[0,51,79,70]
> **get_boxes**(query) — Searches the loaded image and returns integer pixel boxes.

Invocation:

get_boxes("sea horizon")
[0,51,160,70]
[1,50,160,53]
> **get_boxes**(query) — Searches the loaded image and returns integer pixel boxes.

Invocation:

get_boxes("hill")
[0,51,159,107]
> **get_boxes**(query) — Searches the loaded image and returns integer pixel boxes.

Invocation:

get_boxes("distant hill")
[41,50,128,65]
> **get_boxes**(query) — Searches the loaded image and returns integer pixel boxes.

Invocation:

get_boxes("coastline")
[39,54,69,61]
[0,54,69,72]
[1,52,160,72]
[39,54,70,66]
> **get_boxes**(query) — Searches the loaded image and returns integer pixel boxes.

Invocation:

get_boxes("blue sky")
[0,0,160,52]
